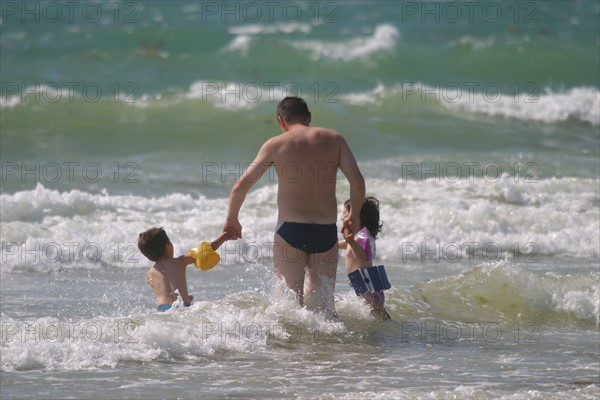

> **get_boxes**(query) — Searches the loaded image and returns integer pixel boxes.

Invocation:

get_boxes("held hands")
[341,224,368,262]
[222,226,239,240]
[224,218,242,240]
[342,213,360,239]
[342,226,356,244]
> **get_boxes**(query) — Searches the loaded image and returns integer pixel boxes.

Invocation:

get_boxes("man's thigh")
[273,233,308,297]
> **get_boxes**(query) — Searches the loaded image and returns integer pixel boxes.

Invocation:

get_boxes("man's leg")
[305,243,339,316]
[273,233,308,306]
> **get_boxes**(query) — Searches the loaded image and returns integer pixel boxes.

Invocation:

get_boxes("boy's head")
[138,227,171,261]
[343,197,383,238]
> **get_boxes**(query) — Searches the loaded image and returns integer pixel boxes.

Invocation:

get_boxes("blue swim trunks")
[157,302,192,312]
[157,303,172,312]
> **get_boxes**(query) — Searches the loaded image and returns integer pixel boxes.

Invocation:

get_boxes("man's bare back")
[267,125,341,223]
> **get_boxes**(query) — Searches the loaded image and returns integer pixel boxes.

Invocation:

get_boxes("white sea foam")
[416,263,600,325]
[1,173,598,274]
[290,24,399,61]
[341,82,387,105]
[448,86,600,125]
[552,278,600,324]
[185,80,276,110]
[222,23,311,56]
[363,174,600,260]
[0,94,21,109]
[0,286,346,371]
[222,34,253,55]
[338,82,600,125]
[228,23,312,36]
[0,184,239,271]
[0,85,77,109]
[1,264,597,373]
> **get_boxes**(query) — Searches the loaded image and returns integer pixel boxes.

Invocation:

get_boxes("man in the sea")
[223,96,365,317]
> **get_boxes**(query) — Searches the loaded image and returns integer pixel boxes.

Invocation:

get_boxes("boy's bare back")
[146,265,174,306]
[147,255,195,307]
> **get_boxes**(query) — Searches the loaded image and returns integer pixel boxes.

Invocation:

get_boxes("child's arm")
[211,227,238,250]
[174,258,193,303]
[182,254,196,265]
[338,227,349,250]
[343,228,369,262]
[176,282,193,304]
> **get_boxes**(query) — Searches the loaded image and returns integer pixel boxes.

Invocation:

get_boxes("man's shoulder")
[308,127,344,147]
[261,133,286,150]
[310,126,341,137]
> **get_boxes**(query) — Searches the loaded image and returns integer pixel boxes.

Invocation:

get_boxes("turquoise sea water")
[1,1,599,399]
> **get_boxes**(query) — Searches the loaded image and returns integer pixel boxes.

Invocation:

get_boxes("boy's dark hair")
[276,96,310,124]
[138,227,171,261]
[344,197,383,238]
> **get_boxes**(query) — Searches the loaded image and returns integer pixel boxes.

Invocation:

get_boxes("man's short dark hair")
[138,227,170,261]
[276,96,310,124]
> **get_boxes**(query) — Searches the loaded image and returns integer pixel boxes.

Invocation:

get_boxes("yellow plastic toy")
[189,242,221,271]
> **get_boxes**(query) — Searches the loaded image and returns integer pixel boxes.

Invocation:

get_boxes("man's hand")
[223,226,239,240]
[224,218,242,239]
[342,213,360,238]
[342,226,355,244]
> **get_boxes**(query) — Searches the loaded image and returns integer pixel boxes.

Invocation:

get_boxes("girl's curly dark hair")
[344,196,383,238]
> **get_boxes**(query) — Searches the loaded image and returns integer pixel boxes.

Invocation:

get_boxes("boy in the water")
[138,227,236,312]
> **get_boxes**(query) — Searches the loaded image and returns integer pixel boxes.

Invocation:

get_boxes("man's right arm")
[224,140,274,238]
[338,136,365,234]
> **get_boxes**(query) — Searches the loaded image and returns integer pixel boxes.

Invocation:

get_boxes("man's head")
[138,227,171,261]
[276,96,311,128]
